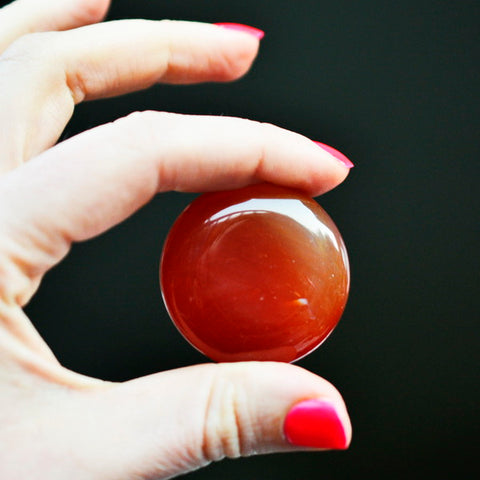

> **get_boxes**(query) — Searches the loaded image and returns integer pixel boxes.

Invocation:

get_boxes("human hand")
[0,1,353,478]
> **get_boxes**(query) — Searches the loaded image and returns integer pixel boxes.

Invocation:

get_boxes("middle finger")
[0,19,262,173]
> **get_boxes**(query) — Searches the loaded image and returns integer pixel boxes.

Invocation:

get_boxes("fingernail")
[314,141,354,168]
[284,399,349,450]
[215,23,265,40]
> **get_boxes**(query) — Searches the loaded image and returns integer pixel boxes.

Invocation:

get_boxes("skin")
[0,1,352,478]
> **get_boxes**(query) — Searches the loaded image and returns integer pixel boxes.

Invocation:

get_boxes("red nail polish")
[314,142,354,169]
[215,23,265,40]
[284,399,349,450]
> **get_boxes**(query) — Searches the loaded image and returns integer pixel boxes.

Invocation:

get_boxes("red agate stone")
[160,183,350,363]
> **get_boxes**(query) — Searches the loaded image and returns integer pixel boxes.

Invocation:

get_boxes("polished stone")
[160,183,350,363]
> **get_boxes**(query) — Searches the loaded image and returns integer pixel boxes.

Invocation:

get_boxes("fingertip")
[205,44,260,83]
[304,141,353,197]
[208,23,262,82]
[214,23,265,40]
[213,362,352,452]
[314,142,354,169]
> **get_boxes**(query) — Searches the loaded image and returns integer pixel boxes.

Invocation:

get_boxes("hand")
[0,1,352,478]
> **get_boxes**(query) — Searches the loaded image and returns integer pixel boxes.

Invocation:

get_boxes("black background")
[4,0,478,478]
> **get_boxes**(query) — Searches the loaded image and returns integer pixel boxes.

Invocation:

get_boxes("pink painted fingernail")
[284,399,349,450]
[314,141,354,168]
[215,23,265,40]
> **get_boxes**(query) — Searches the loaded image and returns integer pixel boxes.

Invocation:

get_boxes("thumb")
[60,362,351,479]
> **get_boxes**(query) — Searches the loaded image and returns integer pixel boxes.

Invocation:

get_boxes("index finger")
[0,111,352,305]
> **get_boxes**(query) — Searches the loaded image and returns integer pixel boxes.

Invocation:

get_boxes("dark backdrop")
[5,0,478,478]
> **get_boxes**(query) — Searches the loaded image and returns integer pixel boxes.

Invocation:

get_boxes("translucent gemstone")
[160,183,350,363]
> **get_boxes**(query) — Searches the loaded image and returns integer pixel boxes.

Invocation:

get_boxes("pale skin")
[0,1,352,478]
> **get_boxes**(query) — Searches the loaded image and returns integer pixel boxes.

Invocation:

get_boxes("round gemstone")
[160,183,350,363]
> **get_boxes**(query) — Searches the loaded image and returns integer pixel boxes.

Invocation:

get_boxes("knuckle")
[112,110,170,142]
[0,236,37,307]
[106,111,170,166]
[202,369,255,461]
[114,110,178,140]
[0,31,74,107]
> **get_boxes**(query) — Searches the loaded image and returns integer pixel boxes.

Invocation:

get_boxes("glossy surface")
[284,399,349,450]
[160,184,350,363]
